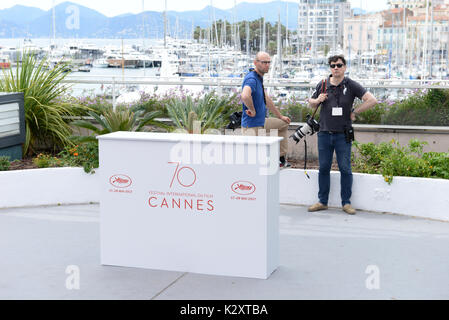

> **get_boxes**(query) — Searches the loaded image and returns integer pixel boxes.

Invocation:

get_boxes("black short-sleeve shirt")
[311,76,367,132]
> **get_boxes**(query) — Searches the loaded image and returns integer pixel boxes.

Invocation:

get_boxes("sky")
[0,0,389,17]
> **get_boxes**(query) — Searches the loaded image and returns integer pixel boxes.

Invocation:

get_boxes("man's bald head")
[254,52,271,76]
[255,52,270,61]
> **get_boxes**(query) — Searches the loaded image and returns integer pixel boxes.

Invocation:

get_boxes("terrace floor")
[1,204,448,300]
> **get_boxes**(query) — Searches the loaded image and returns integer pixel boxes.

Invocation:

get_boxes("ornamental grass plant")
[0,52,75,155]
[166,92,240,134]
[70,106,170,144]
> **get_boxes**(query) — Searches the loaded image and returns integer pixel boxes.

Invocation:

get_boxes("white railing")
[62,75,449,89]
[57,75,449,109]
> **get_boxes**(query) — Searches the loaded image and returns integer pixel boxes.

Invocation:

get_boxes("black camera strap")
[304,138,310,179]
[304,78,326,180]
[311,78,326,119]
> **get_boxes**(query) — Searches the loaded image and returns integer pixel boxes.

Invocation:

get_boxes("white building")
[297,0,351,55]
[344,13,383,56]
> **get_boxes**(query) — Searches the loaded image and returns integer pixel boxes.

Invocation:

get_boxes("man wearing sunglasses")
[307,55,377,215]
[240,51,292,168]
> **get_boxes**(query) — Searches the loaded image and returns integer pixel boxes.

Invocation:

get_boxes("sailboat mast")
[286,3,289,48]
[211,0,219,47]
[246,21,250,56]
[429,2,434,77]
[164,0,167,48]
[52,0,56,45]
[333,0,336,55]
[422,0,429,80]
[403,0,407,69]
[233,0,237,50]
[262,15,266,52]
[277,10,282,76]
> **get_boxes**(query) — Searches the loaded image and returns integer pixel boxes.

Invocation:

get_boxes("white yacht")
[93,58,109,68]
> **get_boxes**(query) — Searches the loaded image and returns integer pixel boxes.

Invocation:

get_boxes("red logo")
[110,174,132,188]
[169,162,197,188]
[231,181,256,195]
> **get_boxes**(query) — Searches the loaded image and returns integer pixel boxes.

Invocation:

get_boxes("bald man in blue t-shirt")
[240,52,291,168]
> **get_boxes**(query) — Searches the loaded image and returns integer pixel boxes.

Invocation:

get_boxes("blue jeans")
[317,131,353,206]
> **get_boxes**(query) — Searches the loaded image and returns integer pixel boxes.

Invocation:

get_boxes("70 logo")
[168,162,197,188]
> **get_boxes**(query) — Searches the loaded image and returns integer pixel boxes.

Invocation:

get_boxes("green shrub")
[32,153,61,168]
[352,139,449,184]
[355,103,388,125]
[0,156,10,171]
[281,103,312,122]
[131,95,171,118]
[382,89,449,126]
[58,141,99,174]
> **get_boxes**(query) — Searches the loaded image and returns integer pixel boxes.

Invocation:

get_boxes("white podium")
[97,131,282,279]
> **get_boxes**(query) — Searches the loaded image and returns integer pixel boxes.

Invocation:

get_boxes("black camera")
[290,114,320,143]
[226,111,242,130]
[344,125,355,143]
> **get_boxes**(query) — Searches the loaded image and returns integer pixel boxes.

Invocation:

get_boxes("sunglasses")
[257,60,271,65]
[330,63,344,69]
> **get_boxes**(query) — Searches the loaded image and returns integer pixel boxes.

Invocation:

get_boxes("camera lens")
[290,123,312,143]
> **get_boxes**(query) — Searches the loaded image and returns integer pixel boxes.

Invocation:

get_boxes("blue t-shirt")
[241,70,266,128]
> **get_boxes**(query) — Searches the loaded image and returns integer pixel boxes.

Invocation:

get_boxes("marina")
[0,0,449,303]
[2,36,448,107]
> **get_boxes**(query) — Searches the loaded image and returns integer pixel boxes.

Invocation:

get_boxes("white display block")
[97,132,282,279]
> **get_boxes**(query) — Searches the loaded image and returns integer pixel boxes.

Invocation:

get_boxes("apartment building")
[344,13,382,55]
[297,0,351,54]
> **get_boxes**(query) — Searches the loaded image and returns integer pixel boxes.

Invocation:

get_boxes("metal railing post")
[217,78,223,95]
[112,77,116,111]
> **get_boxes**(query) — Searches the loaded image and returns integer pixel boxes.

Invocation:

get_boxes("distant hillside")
[0,1,303,39]
[0,5,45,25]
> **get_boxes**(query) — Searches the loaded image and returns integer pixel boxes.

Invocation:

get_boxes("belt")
[322,130,343,134]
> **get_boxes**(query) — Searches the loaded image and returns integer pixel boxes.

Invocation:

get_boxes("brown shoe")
[342,204,356,215]
[308,202,328,212]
